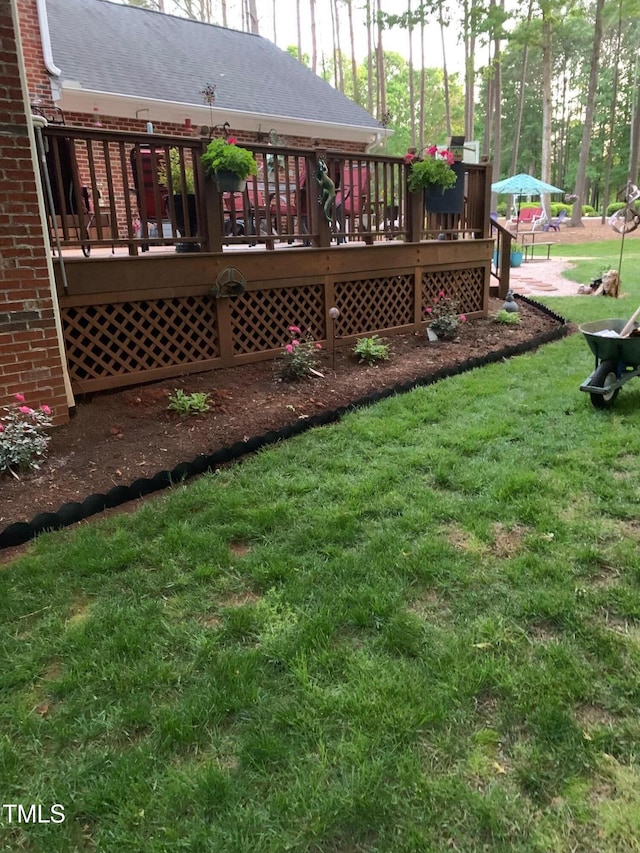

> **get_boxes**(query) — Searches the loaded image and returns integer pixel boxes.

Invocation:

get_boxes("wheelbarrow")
[579,314,640,408]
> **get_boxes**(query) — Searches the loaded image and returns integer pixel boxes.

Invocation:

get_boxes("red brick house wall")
[0,1,70,424]
[6,0,368,423]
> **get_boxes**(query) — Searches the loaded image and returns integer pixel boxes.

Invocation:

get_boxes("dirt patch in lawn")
[0,298,565,539]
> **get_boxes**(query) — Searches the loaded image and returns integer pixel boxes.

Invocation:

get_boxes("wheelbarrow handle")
[620,305,640,338]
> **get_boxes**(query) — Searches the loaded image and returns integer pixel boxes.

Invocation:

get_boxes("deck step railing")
[490,218,513,298]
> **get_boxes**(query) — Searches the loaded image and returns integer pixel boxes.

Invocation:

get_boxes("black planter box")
[424,162,465,214]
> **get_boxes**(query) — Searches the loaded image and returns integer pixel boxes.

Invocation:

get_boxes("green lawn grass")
[2,251,640,851]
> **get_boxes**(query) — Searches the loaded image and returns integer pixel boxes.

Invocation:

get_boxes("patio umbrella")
[491,173,564,236]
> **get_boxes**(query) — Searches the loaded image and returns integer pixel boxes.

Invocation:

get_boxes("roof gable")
[45,0,382,132]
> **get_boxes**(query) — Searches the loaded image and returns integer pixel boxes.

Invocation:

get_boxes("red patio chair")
[129,147,169,247]
[335,163,371,241]
[269,170,307,239]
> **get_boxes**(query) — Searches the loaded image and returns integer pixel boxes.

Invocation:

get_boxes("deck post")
[199,138,224,252]
[309,149,333,249]
[406,171,423,243]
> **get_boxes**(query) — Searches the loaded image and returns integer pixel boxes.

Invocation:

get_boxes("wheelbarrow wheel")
[590,360,620,408]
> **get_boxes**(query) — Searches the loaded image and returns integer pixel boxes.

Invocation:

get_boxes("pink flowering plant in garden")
[424,291,467,340]
[0,393,53,478]
[278,325,323,381]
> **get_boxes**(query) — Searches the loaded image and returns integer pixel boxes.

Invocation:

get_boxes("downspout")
[32,114,68,295]
[30,116,75,409]
[12,0,74,410]
[36,0,61,77]
[365,132,383,153]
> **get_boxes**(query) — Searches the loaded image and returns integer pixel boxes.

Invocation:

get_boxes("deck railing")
[38,125,491,256]
[490,218,515,298]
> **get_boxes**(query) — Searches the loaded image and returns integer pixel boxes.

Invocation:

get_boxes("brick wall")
[57,112,368,155]
[1,1,70,424]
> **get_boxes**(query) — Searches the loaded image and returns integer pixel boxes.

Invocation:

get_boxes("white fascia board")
[57,86,391,145]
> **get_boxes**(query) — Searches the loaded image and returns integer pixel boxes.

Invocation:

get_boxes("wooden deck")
[40,125,495,393]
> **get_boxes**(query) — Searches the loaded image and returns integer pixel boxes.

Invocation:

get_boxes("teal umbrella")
[491,173,564,196]
[491,174,564,235]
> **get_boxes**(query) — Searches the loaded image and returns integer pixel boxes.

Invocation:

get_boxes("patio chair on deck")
[130,147,169,249]
[223,190,250,237]
[335,163,371,242]
[269,170,309,242]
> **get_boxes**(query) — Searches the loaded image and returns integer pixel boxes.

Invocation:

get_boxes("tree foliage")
[123,0,640,211]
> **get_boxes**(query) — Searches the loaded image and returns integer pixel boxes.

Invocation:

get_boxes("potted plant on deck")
[159,149,199,252]
[201,136,258,192]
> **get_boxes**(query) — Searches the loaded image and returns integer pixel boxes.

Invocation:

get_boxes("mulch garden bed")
[0,297,568,549]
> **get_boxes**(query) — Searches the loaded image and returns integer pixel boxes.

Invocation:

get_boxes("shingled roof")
[44,0,384,143]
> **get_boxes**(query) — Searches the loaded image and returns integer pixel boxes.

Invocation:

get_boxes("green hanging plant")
[406,145,457,193]
[201,137,258,181]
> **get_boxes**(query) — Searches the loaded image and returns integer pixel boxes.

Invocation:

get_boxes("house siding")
[1,0,70,424]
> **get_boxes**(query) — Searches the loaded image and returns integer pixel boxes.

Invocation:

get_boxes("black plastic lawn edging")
[0,304,568,551]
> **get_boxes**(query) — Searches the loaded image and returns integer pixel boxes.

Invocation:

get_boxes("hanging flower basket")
[202,136,257,194]
[406,146,458,193]
[214,170,247,193]
[406,146,463,215]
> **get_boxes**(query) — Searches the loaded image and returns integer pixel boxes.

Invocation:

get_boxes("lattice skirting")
[334,274,414,337]
[421,267,485,315]
[62,296,220,386]
[61,266,487,392]
[229,284,325,354]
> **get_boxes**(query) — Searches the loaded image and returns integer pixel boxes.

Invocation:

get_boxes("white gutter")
[36,0,61,77]
[58,86,391,146]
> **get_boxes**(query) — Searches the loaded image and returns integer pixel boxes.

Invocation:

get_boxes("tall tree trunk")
[482,41,493,158]
[419,9,426,149]
[509,0,533,175]
[540,16,553,218]
[329,0,338,88]
[346,0,359,103]
[366,0,374,115]
[334,0,344,92]
[376,0,387,121]
[629,57,640,184]
[557,67,569,183]
[463,0,477,142]
[508,0,533,215]
[569,0,605,226]
[438,0,451,137]
[490,8,502,206]
[408,0,415,147]
[310,0,317,73]
[246,0,258,33]
[601,4,623,222]
[296,0,302,63]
